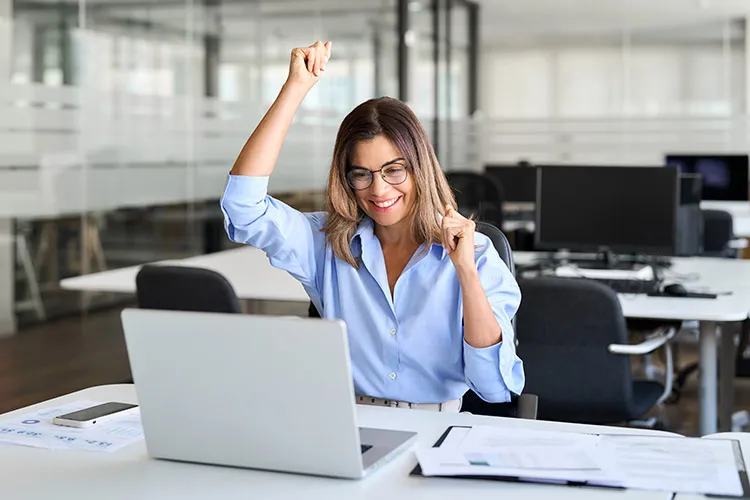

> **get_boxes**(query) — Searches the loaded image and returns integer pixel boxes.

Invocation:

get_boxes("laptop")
[120,308,417,479]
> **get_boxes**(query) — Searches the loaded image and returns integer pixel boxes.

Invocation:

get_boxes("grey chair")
[135,265,242,314]
[516,277,673,425]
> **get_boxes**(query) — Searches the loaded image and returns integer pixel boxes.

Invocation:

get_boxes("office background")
[2,0,750,435]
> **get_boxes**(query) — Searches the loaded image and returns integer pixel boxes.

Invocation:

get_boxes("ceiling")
[12,0,750,46]
[476,0,750,45]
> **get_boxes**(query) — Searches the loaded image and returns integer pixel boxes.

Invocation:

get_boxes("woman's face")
[348,135,415,229]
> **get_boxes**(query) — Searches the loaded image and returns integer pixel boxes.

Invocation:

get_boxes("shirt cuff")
[223,174,270,202]
[221,175,271,226]
[463,335,524,402]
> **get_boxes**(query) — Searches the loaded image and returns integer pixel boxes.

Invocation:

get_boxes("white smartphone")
[52,402,139,428]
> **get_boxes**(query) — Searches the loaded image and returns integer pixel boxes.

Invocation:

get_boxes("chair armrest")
[516,393,539,420]
[608,327,676,355]
[729,239,748,250]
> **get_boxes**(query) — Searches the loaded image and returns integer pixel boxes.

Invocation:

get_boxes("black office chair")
[445,171,505,229]
[454,222,539,419]
[516,277,673,425]
[703,209,741,258]
[135,265,242,313]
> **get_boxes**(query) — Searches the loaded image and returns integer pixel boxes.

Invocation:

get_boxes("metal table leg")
[699,320,719,436]
[719,322,738,432]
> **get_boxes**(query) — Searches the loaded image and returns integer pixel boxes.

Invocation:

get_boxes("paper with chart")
[0,399,144,453]
[416,425,745,497]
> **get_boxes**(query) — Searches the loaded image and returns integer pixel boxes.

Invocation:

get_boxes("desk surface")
[60,247,310,302]
[1,384,678,500]
[515,252,750,322]
[62,247,750,322]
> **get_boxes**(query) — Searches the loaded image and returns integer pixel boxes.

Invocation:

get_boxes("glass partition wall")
[0,0,478,334]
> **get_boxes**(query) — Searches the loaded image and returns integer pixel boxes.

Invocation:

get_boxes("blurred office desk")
[1,384,676,500]
[60,246,309,302]
[516,251,750,437]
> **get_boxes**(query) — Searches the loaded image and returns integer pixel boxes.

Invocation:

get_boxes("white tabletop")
[515,252,750,322]
[62,247,750,322]
[1,384,677,500]
[60,247,310,302]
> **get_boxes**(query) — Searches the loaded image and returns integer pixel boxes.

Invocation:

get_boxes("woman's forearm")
[230,82,309,177]
[457,266,503,348]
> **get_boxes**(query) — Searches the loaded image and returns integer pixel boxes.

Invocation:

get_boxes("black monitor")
[665,154,749,201]
[484,165,537,203]
[535,165,679,256]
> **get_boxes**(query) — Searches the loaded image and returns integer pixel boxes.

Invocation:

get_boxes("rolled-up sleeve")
[220,174,325,289]
[462,243,524,402]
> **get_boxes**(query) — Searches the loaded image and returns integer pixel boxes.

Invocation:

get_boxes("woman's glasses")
[346,164,409,190]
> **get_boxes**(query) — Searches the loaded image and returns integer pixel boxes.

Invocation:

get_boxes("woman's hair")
[323,96,456,267]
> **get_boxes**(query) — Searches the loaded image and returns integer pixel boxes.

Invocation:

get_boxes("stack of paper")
[416,426,745,497]
[0,400,144,453]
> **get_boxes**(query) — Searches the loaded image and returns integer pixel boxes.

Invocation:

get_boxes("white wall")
[480,42,746,119]
[478,40,749,165]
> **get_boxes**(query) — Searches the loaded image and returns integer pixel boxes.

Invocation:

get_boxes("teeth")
[373,197,399,208]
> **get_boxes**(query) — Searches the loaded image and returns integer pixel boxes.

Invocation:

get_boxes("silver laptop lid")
[121,309,365,478]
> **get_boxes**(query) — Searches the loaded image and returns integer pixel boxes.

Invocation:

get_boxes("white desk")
[61,247,309,302]
[62,247,750,436]
[1,384,676,500]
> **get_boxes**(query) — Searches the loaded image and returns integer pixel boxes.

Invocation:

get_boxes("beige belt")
[356,396,462,413]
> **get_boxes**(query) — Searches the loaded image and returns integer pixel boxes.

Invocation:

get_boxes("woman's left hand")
[442,205,476,272]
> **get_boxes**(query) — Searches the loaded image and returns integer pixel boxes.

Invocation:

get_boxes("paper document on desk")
[416,426,746,497]
[598,435,744,497]
[416,426,621,485]
[0,399,144,453]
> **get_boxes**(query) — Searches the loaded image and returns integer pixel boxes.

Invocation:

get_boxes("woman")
[221,41,524,412]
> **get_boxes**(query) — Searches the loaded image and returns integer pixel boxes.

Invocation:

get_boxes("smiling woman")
[221,41,525,412]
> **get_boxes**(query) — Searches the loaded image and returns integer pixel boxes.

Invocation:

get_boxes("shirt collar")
[351,215,448,260]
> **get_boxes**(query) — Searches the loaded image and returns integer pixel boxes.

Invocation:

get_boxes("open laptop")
[120,309,417,479]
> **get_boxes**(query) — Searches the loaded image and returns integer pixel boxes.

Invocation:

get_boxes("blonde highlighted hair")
[323,97,456,267]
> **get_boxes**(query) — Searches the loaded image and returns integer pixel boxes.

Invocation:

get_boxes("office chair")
[444,171,505,229]
[516,277,674,425]
[702,209,746,258]
[135,265,242,313]
[451,222,539,419]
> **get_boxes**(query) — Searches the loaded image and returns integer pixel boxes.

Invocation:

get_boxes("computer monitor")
[484,165,537,203]
[665,154,749,201]
[535,165,679,256]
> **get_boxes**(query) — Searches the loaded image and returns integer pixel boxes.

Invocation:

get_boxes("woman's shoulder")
[302,211,329,230]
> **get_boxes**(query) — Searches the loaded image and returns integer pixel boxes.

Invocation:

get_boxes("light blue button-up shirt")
[220,174,524,403]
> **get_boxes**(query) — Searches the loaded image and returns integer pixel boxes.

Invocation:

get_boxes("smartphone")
[52,402,139,428]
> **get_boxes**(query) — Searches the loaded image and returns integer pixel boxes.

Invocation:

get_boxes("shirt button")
[389,372,397,380]
[389,329,397,336]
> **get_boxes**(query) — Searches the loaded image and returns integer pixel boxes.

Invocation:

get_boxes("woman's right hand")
[286,41,332,90]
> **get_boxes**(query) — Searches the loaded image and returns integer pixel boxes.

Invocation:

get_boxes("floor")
[1,302,749,437]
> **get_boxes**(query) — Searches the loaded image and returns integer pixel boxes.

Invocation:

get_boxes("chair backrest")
[515,277,636,424]
[135,265,242,314]
[702,209,735,257]
[475,221,514,276]
[445,171,504,227]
